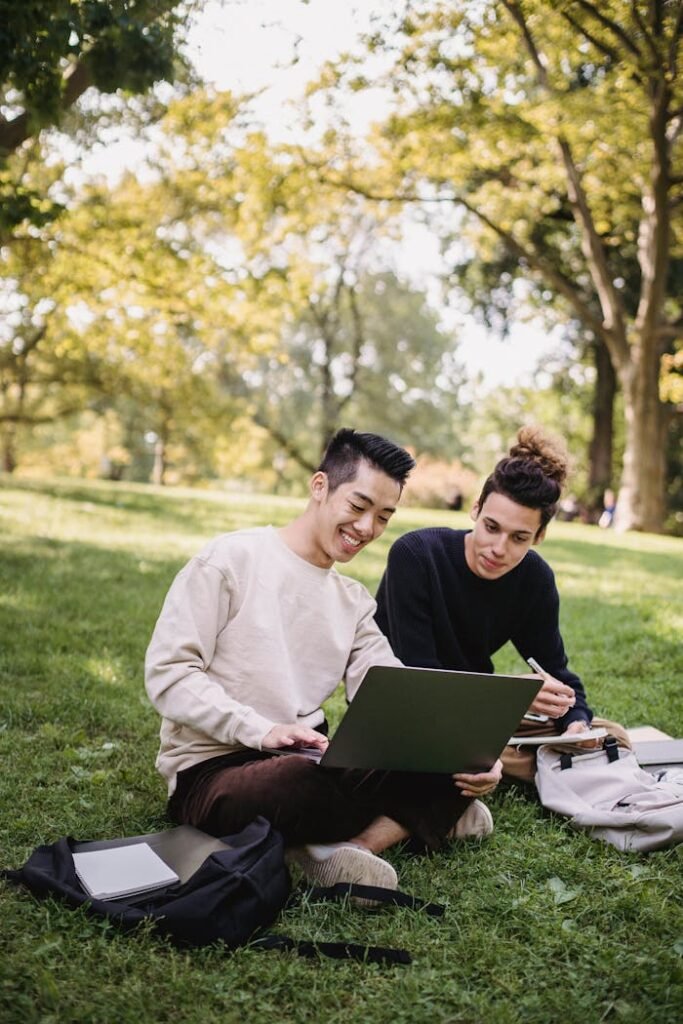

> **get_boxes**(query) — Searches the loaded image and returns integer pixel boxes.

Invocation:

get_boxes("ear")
[470,502,480,523]
[310,471,328,504]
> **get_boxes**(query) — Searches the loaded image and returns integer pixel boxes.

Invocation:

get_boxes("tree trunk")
[1,426,17,473]
[614,345,666,533]
[152,437,167,486]
[588,340,616,500]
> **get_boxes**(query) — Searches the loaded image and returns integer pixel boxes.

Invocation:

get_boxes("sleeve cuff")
[232,711,278,750]
[557,709,593,731]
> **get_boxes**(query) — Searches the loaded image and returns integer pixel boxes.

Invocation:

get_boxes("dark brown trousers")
[168,750,471,851]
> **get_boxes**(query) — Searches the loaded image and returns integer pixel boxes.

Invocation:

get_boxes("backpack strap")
[253,932,411,965]
[307,882,445,917]
[603,735,620,762]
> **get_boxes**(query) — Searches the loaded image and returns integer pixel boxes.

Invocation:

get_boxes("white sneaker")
[452,799,494,839]
[287,842,398,906]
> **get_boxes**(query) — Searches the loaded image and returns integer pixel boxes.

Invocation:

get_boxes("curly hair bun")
[509,425,570,487]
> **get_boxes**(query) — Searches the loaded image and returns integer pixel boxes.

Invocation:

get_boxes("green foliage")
[0,0,195,237]
[0,477,682,1023]
[1,88,471,484]
[317,0,683,531]
[0,0,186,133]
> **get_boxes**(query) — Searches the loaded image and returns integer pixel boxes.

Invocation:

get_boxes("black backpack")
[2,816,442,965]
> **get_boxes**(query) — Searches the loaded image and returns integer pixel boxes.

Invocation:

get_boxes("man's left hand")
[453,758,503,797]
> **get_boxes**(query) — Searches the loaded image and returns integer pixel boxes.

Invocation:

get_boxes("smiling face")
[464,492,544,580]
[309,459,402,568]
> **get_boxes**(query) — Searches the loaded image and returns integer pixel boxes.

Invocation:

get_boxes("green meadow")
[1,477,682,1024]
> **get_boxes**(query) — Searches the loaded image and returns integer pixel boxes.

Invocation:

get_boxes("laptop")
[632,739,683,774]
[74,826,229,888]
[264,665,542,774]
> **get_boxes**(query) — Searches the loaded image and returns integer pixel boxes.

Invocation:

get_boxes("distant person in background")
[375,426,629,784]
[557,493,580,522]
[599,488,617,529]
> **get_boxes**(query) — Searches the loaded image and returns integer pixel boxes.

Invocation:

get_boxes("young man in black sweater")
[375,427,628,782]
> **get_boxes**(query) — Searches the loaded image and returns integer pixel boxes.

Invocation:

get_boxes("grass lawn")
[1,476,682,1024]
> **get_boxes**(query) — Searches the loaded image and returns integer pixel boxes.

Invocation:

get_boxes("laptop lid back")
[320,665,542,774]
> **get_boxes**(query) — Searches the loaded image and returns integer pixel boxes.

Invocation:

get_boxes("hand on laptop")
[261,723,329,752]
[453,758,502,797]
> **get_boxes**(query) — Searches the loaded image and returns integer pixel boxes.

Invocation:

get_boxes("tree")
[246,269,466,474]
[440,236,619,508]
[0,162,245,480]
[127,89,467,475]
[0,0,195,235]
[318,0,683,531]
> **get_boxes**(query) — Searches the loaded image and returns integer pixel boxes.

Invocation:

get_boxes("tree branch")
[337,282,365,411]
[502,1,630,362]
[559,10,624,68]
[629,1,662,66]
[574,0,643,58]
[0,404,84,425]
[669,1,683,75]
[0,60,94,157]
[455,195,612,344]
[251,412,317,473]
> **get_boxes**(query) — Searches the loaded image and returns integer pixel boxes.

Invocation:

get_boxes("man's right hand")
[524,672,576,719]
[261,723,329,751]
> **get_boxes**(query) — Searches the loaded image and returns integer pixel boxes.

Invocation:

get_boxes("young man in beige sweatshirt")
[145,428,501,891]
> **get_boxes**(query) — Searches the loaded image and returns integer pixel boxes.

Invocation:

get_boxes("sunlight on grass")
[1,476,682,1024]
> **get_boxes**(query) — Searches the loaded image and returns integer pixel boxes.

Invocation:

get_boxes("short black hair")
[317,428,415,493]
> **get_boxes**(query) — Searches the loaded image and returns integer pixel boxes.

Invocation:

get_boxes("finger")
[534,696,574,716]
[453,776,497,793]
[293,731,328,749]
[538,687,574,704]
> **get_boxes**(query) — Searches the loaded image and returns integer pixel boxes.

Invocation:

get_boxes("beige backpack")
[535,737,683,852]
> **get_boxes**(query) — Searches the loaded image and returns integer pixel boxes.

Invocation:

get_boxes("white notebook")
[73,842,179,900]
[508,727,608,746]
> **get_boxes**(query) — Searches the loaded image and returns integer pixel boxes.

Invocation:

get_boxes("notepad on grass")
[73,842,179,900]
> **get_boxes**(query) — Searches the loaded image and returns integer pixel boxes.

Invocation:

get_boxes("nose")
[355,509,375,538]
[491,534,507,557]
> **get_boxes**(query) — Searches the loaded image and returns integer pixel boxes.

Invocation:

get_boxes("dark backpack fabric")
[2,816,289,949]
[3,816,443,964]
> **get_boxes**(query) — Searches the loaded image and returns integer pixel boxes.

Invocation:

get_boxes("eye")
[349,503,364,513]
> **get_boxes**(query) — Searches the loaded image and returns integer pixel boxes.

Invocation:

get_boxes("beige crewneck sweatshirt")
[145,525,400,793]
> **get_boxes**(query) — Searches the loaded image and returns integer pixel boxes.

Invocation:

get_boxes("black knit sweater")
[375,528,591,730]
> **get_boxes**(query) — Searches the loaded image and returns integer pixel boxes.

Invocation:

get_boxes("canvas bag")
[2,816,442,964]
[535,737,683,852]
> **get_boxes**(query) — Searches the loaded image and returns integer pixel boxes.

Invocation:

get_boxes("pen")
[526,656,576,709]
[526,656,550,679]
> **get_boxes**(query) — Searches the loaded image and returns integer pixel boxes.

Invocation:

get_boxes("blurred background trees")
[1,1,681,531]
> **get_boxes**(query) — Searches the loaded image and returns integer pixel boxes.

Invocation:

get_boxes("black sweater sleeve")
[374,537,443,669]
[509,560,592,730]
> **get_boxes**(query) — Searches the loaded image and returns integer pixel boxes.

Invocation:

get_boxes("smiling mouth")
[340,529,363,549]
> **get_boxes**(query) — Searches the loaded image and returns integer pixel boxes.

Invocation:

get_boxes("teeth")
[341,531,361,547]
